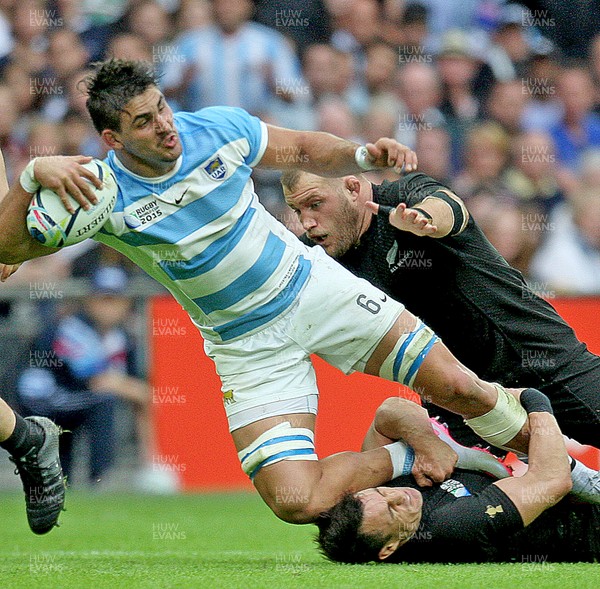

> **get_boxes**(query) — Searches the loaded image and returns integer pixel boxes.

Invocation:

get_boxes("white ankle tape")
[464,385,527,449]
[238,421,317,480]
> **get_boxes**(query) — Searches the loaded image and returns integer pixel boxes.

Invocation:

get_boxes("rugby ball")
[26,159,118,248]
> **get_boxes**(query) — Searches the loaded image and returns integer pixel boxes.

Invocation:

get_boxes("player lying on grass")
[316,392,600,563]
[0,59,549,530]
[282,170,600,450]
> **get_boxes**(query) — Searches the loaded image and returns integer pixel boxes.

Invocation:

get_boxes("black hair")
[315,493,388,563]
[82,59,161,133]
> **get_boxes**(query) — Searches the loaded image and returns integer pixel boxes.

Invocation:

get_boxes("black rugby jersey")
[339,173,589,385]
[384,471,600,563]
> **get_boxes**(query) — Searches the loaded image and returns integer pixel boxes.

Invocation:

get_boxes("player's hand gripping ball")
[26,159,118,248]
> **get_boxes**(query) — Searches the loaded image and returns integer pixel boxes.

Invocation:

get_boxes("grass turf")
[0,491,598,589]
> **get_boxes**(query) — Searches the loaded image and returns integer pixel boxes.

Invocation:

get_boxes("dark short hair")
[82,59,160,133]
[315,493,388,563]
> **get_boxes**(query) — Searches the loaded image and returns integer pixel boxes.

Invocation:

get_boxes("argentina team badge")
[204,156,227,180]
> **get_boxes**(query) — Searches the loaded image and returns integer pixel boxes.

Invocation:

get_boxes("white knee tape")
[464,385,527,449]
[238,421,317,480]
[378,319,438,387]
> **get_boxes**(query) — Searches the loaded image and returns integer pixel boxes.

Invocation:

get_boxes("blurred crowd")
[0,0,598,293]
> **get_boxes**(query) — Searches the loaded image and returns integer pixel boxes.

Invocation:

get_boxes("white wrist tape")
[354,145,377,171]
[20,158,40,194]
[384,441,415,479]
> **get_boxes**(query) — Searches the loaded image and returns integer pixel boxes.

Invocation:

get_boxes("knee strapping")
[238,421,317,480]
[378,319,438,387]
[464,385,527,449]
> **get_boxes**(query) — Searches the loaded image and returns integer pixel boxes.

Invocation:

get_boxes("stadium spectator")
[53,0,119,62]
[173,0,213,34]
[275,43,366,128]
[548,64,600,172]
[471,3,540,105]
[505,130,564,214]
[518,0,600,58]
[590,33,600,114]
[317,96,363,144]
[316,394,600,563]
[363,42,401,115]
[484,80,528,137]
[330,0,381,80]
[414,126,452,185]
[105,33,153,63]
[435,30,482,169]
[16,266,155,487]
[163,0,305,119]
[453,121,511,197]
[392,2,430,56]
[530,186,600,295]
[395,62,444,149]
[9,0,49,77]
[0,84,23,184]
[579,148,600,189]
[436,30,481,122]
[254,0,332,53]
[21,119,65,166]
[520,52,562,132]
[40,29,90,123]
[124,1,173,51]
[411,0,491,41]
[0,60,539,528]
[302,43,339,103]
[281,169,600,448]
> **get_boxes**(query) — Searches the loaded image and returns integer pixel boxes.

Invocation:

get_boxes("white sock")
[570,458,600,504]
[430,420,511,479]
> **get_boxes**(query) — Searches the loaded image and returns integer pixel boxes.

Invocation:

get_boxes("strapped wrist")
[354,145,377,171]
[20,158,40,194]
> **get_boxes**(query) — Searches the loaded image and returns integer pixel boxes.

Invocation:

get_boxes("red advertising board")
[149,296,600,490]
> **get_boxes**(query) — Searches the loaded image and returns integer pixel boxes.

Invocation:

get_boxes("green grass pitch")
[0,491,598,589]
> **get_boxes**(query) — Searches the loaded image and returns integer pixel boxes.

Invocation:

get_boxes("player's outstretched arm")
[0,156,103,265]
[366,187,469,239]
[258,125,418,176]
[493,390,572,526]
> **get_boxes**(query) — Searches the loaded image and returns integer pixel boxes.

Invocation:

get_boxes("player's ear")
[378,539,400,560]
[102,129,122,150]
[344,176,361,201]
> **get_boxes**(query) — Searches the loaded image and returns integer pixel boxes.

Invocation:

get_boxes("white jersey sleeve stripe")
[248,120,269,167]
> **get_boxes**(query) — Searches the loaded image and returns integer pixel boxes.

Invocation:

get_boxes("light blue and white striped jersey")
[162,23,303,114]
[95,106,312,343]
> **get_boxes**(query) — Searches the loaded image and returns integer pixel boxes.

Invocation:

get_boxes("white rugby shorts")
[203,246,432,431]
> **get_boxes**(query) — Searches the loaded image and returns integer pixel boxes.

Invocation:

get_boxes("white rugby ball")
[26,159,118,248]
